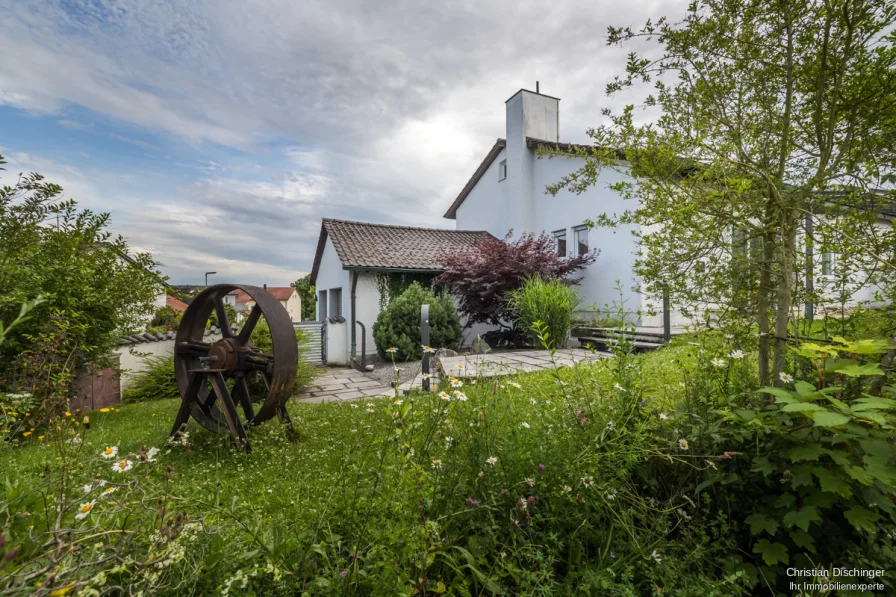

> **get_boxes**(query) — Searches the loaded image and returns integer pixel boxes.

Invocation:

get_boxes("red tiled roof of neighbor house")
[310,218,495,284]
[166,295,189,312]
[230,287,295,304]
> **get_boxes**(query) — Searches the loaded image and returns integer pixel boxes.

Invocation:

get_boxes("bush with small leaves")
[372,282,462,361]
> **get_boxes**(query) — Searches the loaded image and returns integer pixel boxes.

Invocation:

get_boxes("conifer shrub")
[373,282,462,361]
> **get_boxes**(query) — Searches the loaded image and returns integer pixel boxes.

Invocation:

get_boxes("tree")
[292,274,317,322]
[435,231,595,331]
[546,0,896,385]
[0,152,164,387]
[372,282,462,361]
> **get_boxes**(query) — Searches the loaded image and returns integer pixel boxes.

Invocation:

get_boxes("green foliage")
[373,271,438,311]
[508,276,580,349]
[292,273,317,322]
[149,305,181,331]
[121,356,179,403]
[0,152,163,406]
[547,0,896,385]
[208,303,237,330]
[247,320,318,392]
[372,282,462,361]
[0,391,41,443]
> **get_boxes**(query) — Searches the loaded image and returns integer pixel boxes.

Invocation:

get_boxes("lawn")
[4,336,893,596]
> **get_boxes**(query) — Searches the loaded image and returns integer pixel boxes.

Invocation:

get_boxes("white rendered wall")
[314,237,351,363]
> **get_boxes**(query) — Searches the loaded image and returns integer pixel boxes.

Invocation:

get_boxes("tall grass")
[508,276,580,349]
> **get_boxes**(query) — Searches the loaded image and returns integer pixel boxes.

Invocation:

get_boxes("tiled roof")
[231,287,295,304]
[166,295,189,312]
[311,219,494,284]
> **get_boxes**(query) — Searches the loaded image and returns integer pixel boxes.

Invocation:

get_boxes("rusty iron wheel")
[173,284,298,436]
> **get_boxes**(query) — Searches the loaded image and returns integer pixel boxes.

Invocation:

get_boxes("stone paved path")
[400,348,611,392]
[296,349,612,403]
[295,368,394,404]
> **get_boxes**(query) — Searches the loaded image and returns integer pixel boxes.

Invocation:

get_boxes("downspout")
[350,270,358,361]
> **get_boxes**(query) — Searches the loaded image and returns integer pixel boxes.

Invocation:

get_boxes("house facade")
[229,287,302,323]
[310,219,493,365]
[444,88,661,327]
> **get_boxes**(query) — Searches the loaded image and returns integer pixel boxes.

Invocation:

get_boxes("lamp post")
[205,271,217,286]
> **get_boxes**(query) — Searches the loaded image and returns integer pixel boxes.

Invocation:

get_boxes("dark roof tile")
[311,219,493,283]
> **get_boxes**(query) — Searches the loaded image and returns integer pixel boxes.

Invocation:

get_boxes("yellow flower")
[23,431,32,437]
[65,411,72,417]
[49,584,76,596]
[38,435,45,440]
[99,408,110,413]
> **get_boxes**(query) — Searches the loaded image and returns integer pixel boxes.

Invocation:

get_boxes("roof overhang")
[443,139,506,219]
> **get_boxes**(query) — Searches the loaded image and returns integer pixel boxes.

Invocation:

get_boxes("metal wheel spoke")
[175,341,212,357]
[214,296,232,337]
[237,305,263,344]
[233,375,256,423]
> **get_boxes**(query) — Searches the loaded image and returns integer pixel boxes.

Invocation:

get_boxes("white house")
[229,287,302,323]
[311,87,894,365]
[310,219,493,365]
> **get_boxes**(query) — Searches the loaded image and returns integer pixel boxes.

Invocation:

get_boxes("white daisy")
[421,373,430,379]
[649,549,662,563]
[386,347,398,353]
[678,439,689,451]
[82,484,92,494]
[439,392,451,401]
[509,382,521,389]
[581,476,594,488]
[455,392,468,402]
[431,459,442,470]
[350,403,359,408]
[75,501,96,520]
[606,420,614,430]
[518,497,527,510]
[111,459,133,473]
[394,399,403,406]
[146,447,160,461]
[711,358,726,368]
[100,486,117,498]
[614,383,625,391]
[520,422,530,429]
[100,446,118,459]
[486,456,498,466]
[444,436,453,443]
[659,413,669,420]
[450,379,463,388]
[525,477,535,487]
[779,372,794,383]
[421,345,435,353]
[729,350,745,360]
[561,485,572,494]
[606,489,617,500]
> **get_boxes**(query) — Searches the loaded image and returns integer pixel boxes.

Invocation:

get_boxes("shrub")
[373,282,461,360]
[247,321,317,393]
[508,276,580,349]
[121,356,179,403]
[436,231,595,334]
[149,306,181,331]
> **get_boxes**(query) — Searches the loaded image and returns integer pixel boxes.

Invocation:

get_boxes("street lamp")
[205,271,217,286]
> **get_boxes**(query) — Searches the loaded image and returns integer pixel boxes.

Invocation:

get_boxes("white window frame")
[821,251,838,277]
[553,229,567,257]
[498,159,507,181]
[573,225,589,256]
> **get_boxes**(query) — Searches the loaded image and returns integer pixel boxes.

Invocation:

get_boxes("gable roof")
[230,287,295,304]
[443,138,506,219]
[311,219,494,284]
[166,294,189,312]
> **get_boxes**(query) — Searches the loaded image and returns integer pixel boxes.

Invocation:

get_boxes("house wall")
[282,292,302,322]
[455,152,643,324]
[315,237,352,364]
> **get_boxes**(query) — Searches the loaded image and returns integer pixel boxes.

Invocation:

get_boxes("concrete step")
[577,336,663,351]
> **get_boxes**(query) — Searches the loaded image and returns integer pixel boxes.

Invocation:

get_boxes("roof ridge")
[323,218,489,234]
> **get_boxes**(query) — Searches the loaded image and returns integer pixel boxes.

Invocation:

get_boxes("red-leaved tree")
[435,231,596,331]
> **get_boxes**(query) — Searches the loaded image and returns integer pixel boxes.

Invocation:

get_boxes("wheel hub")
[208,337,238,371]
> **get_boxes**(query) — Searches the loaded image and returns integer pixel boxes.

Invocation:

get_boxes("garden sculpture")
[171,284,298,453]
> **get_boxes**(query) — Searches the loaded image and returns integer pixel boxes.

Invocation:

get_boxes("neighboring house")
[229,287,302,323]
[310,219,494,365]
[166,295,189,313]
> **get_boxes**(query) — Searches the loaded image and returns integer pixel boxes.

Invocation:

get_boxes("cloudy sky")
[0,0,684,286]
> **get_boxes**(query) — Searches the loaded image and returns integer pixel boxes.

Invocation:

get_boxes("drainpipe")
[350,270,359,360]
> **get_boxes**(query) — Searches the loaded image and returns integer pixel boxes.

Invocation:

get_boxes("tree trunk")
[773,204,798,383]
[757,224,774,387]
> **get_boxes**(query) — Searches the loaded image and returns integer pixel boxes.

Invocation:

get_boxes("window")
[574,226,589,256]
[317,289,328,321]
[553,229,567,257]
[329,288,343,318]
[821,251,837,276]
[498,159,507,181]
[731,226,749,258]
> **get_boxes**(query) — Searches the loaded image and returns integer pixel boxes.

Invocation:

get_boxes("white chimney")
[505,87,560,234]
